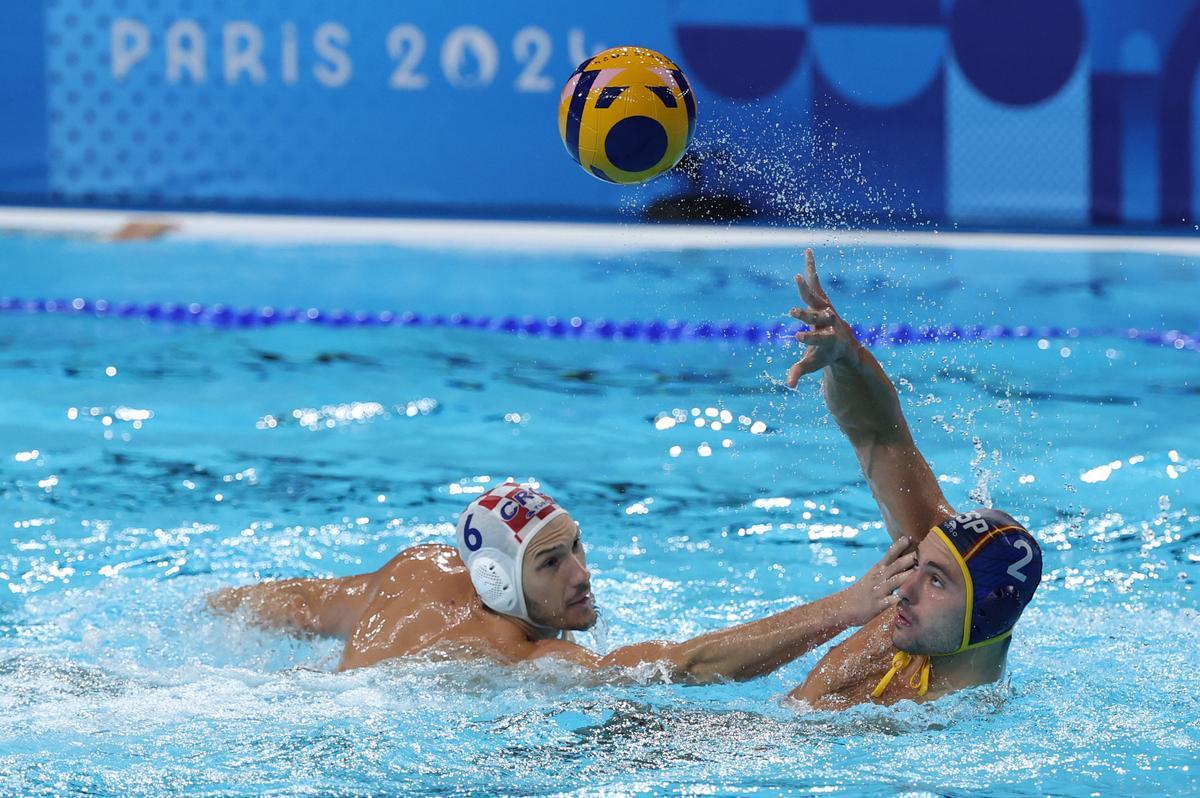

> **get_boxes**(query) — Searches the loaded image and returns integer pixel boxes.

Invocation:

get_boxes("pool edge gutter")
[2,206,1199,256]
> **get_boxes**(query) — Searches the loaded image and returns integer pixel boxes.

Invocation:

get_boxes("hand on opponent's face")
[841,536,918,627]
[785,248,861,388]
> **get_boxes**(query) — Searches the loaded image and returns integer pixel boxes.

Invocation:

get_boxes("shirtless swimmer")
[782,249,1043,708]
[208,247,1041,700]
[208,481,915,681]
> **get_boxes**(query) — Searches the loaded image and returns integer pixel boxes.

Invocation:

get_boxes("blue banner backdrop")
[2,1,1200,229]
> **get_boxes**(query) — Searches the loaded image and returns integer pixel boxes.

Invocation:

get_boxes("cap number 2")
[1007,539,1033,583]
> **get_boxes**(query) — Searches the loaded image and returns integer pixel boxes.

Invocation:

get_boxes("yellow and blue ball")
[558,46,697,184]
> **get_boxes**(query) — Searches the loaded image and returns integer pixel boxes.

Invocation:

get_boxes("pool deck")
[2,205,1200,255]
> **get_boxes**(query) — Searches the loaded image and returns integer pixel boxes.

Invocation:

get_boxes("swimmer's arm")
[530,538,914,685]
[605,588,856,684]
[825,343,952,544]
[206,574,375,638]
[786,249,953,543]
[527,595,849,684]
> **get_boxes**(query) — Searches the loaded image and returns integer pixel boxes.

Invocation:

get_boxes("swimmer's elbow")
[679,661,733,685]
[788,677,827,705]
[597,642,752,684]
[206,585,248,615]
[666,644,751,685]
[599,641,695,681]
[205,581,323,637]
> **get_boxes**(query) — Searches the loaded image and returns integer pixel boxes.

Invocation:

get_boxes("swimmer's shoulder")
[790,609,898,707]
[339,545,507,669]
[366,543,474,603]
[374,543,466,579]
[367,546,545,658]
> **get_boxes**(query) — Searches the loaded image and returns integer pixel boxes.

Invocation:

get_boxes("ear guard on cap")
[468,550,519,615]
[971,584,1025,645]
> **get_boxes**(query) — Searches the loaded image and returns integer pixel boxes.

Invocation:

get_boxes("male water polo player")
[782,249,1043,707]
[209,479,917,678]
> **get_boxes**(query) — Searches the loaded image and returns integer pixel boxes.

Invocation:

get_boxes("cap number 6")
[463,513,483,551]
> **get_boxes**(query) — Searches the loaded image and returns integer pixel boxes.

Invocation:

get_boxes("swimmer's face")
[892,534,967,656]
[521,514,596,631]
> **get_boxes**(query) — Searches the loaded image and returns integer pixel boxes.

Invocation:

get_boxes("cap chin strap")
[871,651,929,699]
[872,526,1015,700]
[871,631,1013,699]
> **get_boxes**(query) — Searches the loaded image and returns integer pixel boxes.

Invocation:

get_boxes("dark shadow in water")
[934,366,1139,407]
[488,696,978,782]
[0,654,128,707]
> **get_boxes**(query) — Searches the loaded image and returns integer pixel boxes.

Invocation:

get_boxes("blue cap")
[930,508,1043,651]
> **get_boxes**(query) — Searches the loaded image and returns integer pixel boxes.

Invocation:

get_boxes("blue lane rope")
[1,296,1196,352]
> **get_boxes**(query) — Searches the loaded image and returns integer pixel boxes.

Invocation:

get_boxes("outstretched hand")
[786,248,859,388]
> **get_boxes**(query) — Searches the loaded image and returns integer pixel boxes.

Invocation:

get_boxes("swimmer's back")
[338,544,523,670]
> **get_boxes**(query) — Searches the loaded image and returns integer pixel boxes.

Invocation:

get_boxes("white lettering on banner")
[513,26,552,92]
[441,26,498,88]
[387,24,428,89]
[166,19,205,84]
[111,18,150,81]
[513,26,554,93]
[224,22,266,84]
[105,21,599,91]
[282,22,299,85]
[314,22,352,87]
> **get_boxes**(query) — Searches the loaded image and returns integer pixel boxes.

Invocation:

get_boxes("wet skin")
[781,249,1017,708]
[519,514,596,632]
[206,515,601,671]
[790,533,1010,709]
[338,515,592,671]
[790,533,968,708]
[209,512,916,681]
[890,534,970,656]
[208,248,1016,692]
[337,543,529,671]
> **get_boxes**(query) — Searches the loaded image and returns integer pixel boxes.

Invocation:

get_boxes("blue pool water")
[1,232,1197,796]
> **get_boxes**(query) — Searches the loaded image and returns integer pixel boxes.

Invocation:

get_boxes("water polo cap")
[455,482,567,626]
[931,508,1042,653]
[873,508,1042,699]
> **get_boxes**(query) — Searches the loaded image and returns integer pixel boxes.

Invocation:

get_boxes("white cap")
[455,482,567,625]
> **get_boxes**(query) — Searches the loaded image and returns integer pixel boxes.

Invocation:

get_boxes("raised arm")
[528,537,916,684]
[786,249,954,544]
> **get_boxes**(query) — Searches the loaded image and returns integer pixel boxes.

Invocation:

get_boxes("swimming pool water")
[1,233,1197,796]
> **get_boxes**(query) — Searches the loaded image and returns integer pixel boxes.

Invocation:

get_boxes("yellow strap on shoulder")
[907,655,931,695]
[871,651,932,699]
[870,651,907,698]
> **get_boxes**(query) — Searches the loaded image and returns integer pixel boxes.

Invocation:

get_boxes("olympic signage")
[108,19,606,93]
[1,1,1198,228]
